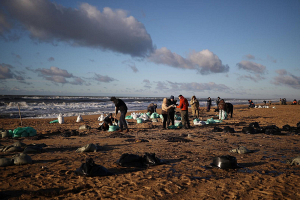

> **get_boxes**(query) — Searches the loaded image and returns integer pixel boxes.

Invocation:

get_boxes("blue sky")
[0,0,300,99]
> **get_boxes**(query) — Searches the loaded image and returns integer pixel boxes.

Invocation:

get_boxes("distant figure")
[216,97,221,107]
[263,100,266,105]
[292,99,297,105]
[110,97,129,133]
[177,95,190,129]
[162,98,175,129]
[190,95,200,119]
[167,95,177,126]
[218,99,227,120]
[282,98,286,105]
[248,100,255,108]
[207,97,212,112]
[147,103,157,115]
[98,113,118,131]
[280,98,282,105]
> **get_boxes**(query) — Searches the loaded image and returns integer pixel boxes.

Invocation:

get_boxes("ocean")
[0,95,278,119]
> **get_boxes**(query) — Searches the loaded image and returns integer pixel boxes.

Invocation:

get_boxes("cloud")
[148,48,229,75]
[11,53,21,59]
[238,74,265,82]
[272,71,300,89]
[0,0,154,57]
[0,63,14,79]
[237,60,266,74]
[245,54,255,60]
[130,65,138,73]
[143,79,151,89]
[48,57,54,62]
[275,69,287,75]
[69,77,86,85]
[154,81,231,92]
[93,73,116,83]
[36,66,73,78]
[267,55,277,63]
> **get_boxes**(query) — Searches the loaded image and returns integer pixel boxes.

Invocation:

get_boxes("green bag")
[108,125,119,132]
[49,119,59,123]
[13,127,37,138]
[125,115,133,119]
[136,118,143,123]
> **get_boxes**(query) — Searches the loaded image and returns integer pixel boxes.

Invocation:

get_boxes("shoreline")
[0,103,299,199]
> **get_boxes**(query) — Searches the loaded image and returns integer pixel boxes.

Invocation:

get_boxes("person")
[263,100,266,105]
[177,95,190,129]
[218,99,227,120]
[216,97,221,107]
[162,98,176,129]
[280,98,282,105]
[207,97,212,112]
[292,99,297,105]
[248,100,255,108]
[98,113,118,131]
[190,96,200,119]
[147,103,157,115]
[167,95,177,126]
[110,97,129,133]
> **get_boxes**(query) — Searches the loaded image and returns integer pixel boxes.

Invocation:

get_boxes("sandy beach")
[0,103,300,199]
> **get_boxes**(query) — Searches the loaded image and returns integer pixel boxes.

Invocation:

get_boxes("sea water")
[0,95,277,119]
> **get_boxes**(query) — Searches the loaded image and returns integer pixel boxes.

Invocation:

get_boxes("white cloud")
[245,54,255,60]
[94,73,116,83]
[0,0,154,57]
[148,48,229,75]
[275,69,287,75]
[0,63,14,79]
[36,66,73,78]
[273,71,300,89]
[237,60,266,74]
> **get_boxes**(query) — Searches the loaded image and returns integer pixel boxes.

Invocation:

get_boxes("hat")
[170,95,174,100]
[178,95,182,97]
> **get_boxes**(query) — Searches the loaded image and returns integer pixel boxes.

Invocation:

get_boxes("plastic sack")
[175,121,182,127]
[13,127,37,138]
[125,115,133,119]
[175,115,181,120]
[98,114,104,121]
[49,119,59,123]
[75,158,113,177]
[136,118,143,124]
[150,112,159,119]
[76,115,83,122]
[58,114,64,124]
[108,125,119,132]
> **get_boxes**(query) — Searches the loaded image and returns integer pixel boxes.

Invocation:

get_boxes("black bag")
[75,158,113,177]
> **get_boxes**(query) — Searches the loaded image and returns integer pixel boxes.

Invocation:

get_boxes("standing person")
[167,95,177,126]
[110,97,129,133]
[218,99,227,120]
[216,97,221,107]
[190,96,200,119]
[177,95,190,129]
[207,97,212,112]
[162,98,175,129]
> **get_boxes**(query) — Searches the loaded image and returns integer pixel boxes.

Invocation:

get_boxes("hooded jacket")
[177,96,189,111]
[162,98,174,114]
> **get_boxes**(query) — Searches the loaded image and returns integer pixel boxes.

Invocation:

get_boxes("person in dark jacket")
[110,97,129,133]
[167,95,177,126]
[177,95,190,129]
[216,97,221,107]
[147,103,157,115]
[248,100,255,108]
[207,97,212,112]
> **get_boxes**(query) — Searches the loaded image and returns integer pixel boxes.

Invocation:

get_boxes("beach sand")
[0,104,300,199]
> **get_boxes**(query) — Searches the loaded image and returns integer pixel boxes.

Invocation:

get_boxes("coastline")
[0,103,300,199]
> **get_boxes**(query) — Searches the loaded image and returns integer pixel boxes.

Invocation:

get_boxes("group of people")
[107,95,227,132]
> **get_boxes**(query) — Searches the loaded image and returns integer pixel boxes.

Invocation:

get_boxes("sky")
[0,0,300,99]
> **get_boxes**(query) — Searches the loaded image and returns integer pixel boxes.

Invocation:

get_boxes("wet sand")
[0,104,300,199]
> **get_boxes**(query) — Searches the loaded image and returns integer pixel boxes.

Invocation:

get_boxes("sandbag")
[150,112,160,119]
[13,153,33,165]
[13,127,37,138]
[108,125,119,132]
[230,146,252,154]
[286,156,300,165]
[23,146,43,154]
[143,153,162,166]
[125,115,133,119]
[75,158,113,177]
[0,158,14,167]
[58,114,64,124]
[211,155,238,169]
[136,118,143,124]
[4,146,23,152]
[76,143,97,153]
[117,153,144,167]
[76,115,83,122]
[49,119,59,123]
[1,130,9,138]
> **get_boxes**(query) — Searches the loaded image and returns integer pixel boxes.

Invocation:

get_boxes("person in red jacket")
[177,95,190,129]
